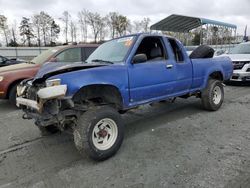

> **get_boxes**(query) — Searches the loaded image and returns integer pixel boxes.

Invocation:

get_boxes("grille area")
[233,61,250,70]
[26,86,39,100]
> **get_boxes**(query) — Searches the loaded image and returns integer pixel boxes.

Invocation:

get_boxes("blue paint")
[35,33,233,110]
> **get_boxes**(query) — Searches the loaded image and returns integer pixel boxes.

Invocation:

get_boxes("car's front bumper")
[0,91,5,99]
[231,70,250,81]
[0,82,7,99]
[230,62,250,81]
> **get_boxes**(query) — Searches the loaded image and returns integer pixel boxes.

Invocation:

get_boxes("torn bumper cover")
[16,85,67,112]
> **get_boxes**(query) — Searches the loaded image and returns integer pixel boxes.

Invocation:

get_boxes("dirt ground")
[1,83,250,188]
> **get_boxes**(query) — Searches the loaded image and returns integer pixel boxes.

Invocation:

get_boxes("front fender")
[47,65,130,107]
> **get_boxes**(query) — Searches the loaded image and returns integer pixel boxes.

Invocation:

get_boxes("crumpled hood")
[220,54,250,61]
[34,62,107,81]
[0,62,35,73]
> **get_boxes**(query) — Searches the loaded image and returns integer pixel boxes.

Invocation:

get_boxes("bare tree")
[106,12,119,38]
[140,17,151,32]
[116,15,129,36]
[39,11,54,46]
[10,20,18,46]
[0,15,10,46]
[32,14,42,46]
[33,12,60,46]
[133,20,142,33]
[19,17,34,46]
[61,11,70,43]
[98,17,107,41]
[78,10,88,42]
[50,20,60,46]
[106,12,131,38]
[132,17,151,33]
[86,11,101,43]
[70,21,77,42]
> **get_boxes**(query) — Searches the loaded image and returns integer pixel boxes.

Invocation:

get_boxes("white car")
[222,42,250,81]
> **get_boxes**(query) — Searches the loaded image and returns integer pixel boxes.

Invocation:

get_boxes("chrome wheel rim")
[212,86,222,105]
[92,118,118,150]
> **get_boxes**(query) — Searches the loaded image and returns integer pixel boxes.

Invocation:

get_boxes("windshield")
[86,36,135,63]
[31,47,61,64]
[229,43,250,54]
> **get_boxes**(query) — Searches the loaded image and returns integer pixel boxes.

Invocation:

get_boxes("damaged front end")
[16,79,79,130]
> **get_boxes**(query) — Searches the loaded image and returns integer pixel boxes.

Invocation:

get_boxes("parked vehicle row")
[222,42,250,81]
[16,33,233,161]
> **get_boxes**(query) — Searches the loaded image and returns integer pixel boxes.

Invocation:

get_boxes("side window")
[134,37,167,62]
[83,47,97,61]
[56,48,82,62]
[0,57,3,63]
[168,38,184,63]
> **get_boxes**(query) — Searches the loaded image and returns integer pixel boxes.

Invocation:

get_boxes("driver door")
[128,36,177,104]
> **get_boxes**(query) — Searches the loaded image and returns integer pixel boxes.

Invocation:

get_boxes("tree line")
[0,10,151,47]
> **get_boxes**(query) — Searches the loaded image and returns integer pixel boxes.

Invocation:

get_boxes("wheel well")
[73,85,123,110]
[209,71,223,81]
[6,79,24,99]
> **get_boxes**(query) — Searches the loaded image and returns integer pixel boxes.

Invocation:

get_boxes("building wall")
[0,47,52,60]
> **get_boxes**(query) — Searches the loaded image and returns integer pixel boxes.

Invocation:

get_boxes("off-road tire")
[190,45,215,59]
[201,79,224,111]
[73,106,124,161]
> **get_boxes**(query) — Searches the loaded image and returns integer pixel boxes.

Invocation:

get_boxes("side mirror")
[133,54,147,64]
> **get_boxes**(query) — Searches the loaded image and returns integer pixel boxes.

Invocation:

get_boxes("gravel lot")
[1,83,250,188]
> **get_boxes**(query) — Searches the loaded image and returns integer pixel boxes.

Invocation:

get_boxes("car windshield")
[86,36,135,64]
[229,43,250,54]
[30,47,61,64]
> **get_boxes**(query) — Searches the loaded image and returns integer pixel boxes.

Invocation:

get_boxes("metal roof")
[150,14,237,32]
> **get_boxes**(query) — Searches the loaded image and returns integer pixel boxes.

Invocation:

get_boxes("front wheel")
[201,79,224,111]
[9,83,19,106]
[73,106,124,161]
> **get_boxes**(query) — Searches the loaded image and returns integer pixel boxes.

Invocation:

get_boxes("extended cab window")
[168,38,184,63]
[135,37,167,62]
[56,48,82,62]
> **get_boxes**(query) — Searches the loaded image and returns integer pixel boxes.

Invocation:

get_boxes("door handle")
[166,64,173,69]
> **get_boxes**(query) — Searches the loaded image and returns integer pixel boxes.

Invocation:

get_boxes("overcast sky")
[0,0,249,43]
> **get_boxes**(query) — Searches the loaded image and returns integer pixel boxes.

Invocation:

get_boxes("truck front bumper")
[16,85,67,112]
[16,97,41,111]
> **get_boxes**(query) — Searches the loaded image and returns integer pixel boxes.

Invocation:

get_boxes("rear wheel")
[73,106,124,161]
[201,79,224,111]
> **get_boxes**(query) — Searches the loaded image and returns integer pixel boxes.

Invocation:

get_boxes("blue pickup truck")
[16,33,233,161]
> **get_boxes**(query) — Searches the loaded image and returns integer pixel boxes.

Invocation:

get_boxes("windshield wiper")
[91,59,114,64]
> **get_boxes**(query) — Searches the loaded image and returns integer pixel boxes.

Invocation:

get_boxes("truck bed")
[191,56,233,90]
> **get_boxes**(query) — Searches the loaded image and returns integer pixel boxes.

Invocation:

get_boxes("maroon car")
[0,44,99,105]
